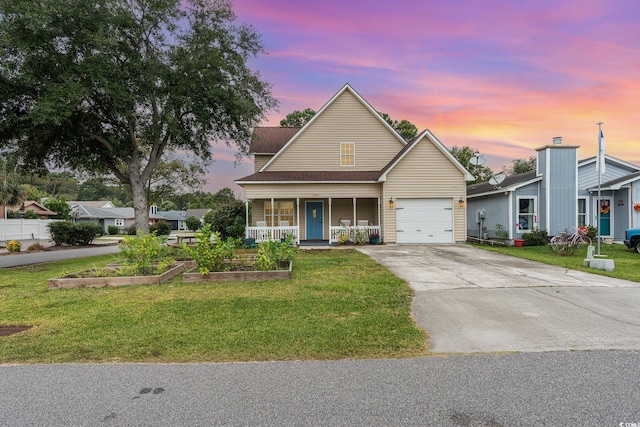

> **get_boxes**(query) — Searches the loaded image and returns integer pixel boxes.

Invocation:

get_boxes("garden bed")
[183,261,292,283]
[47,263,186,289]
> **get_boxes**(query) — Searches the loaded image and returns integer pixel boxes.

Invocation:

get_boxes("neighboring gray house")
[70,202,166,232]
[467,138,640,242]
[70,203,130,232]
[156,210,188,231]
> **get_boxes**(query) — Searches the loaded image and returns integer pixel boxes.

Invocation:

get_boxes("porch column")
[353,197,357,225]
[296,197,300,244]
[245,200,249,238]
[377,197,381,239]
[329,197,332,243]
[271,197,275,238]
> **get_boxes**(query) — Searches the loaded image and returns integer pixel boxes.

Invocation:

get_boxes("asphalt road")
[0,244,120,268]
[1,351,639,426]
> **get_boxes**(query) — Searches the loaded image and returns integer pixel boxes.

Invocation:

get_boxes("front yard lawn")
[472,243,640,283]
[0,249,428,363]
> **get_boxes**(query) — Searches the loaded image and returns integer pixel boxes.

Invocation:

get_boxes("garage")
[396,198,453,243]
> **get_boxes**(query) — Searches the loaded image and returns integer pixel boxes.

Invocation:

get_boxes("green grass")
[0,250,428,363]
[472,242,640,282]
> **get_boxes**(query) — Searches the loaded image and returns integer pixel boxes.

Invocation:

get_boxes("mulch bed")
[0,325,32,337]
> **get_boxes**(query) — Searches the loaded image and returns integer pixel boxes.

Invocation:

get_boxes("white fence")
[246,226,299,243]
[0,219,56,241]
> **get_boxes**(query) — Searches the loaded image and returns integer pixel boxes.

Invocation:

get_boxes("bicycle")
[549,226,592,255]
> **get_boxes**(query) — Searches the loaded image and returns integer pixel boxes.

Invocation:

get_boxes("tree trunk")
[128,160,150,234]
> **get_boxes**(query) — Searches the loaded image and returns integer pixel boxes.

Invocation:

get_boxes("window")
[577,198,587,227]
[517,197,536,232]
[114,219,125,227]
[340,142,355,167]
[265,201,294,226]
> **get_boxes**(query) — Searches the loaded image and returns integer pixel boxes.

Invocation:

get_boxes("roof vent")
[552,136,562,145]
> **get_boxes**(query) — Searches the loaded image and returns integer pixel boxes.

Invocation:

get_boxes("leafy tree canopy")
[503,156,536,175]
[279,108,316,127]
[0,0,277,232]
[449,146,494,184]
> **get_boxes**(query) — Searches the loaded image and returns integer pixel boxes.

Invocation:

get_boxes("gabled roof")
[185,209,211,219]
[578,154,640,172]
[71,205,129,219]
[157,210,187,221]
[467,170,541,197]
[588,170,640,191]
[68,200,115,209]
[6,201,57,216]
[259,84,407,172]
[250,127,301,154]
[236,170,381,184]
[378,129,474,181]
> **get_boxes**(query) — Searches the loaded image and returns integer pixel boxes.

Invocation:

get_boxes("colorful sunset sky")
[208,0,640,195]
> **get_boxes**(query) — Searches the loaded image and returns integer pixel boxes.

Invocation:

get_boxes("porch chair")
[357,220,369,227]
[280,220,289,227]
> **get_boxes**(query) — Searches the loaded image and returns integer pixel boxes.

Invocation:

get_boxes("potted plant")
[369,231,380,244]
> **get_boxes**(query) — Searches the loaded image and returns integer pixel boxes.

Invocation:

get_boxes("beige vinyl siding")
[265,91,404,172]
[243,183,382,200]
[253,155,272,172]
[383,140,467,243]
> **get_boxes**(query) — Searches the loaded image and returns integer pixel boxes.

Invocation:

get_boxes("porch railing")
[329,225,380,244]
[246,226,299,243]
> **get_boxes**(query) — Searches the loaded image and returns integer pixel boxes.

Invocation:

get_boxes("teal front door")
[306,202,323,239]
[599,198,611,236]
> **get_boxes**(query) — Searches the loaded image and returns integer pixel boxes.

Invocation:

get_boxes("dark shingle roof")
[467,170,538,196]
[250,127,301,154]
[236,171,381,183]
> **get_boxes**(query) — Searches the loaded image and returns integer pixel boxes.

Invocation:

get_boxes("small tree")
[44,198,72,220]
[204,200,245,240]
[185,216,202,232]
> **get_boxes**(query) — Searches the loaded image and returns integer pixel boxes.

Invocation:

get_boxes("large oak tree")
[0,0,277,232]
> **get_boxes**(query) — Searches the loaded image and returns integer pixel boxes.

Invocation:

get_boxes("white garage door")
[396,198,453,243]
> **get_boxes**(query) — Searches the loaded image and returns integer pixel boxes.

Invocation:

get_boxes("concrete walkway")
[358,244,640,353]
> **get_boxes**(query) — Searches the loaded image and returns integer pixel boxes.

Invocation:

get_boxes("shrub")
[182,224,235,275]
[150,220,172,236]
[108,225,120,235]
[586,225,597,241]
[48,221,103,246]
[6,240,21,252]
[203,201,245,240]
[257,234,298,271]
[125,224,137,235]
[118,232,174,275]
[185,215,201,232]
[522,229,548,246]
[26,243,45,252]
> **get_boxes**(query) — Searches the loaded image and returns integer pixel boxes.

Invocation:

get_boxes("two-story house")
[235,84,474,244]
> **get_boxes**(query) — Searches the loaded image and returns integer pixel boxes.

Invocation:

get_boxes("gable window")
[265,201,294,226]
[340,142,355,167]
[577,198,587,226]
[114,219,125,227]
[517,197,537,232]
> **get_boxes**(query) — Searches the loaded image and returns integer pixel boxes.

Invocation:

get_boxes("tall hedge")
[48,221,103,246]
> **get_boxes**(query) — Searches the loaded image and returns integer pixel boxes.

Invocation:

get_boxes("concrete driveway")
[358,245,640,353]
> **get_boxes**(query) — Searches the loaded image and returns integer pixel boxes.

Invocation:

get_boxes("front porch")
[245,197,382,244]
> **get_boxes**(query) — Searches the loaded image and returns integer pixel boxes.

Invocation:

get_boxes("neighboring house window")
[265,201,294,226]
[340,142,355,167]
[577,198,587,227]
[114,219,125,227]
[517,197,537,231]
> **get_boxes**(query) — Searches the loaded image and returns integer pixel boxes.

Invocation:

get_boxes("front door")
[306,201,323,240]
[598,198,611,236]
